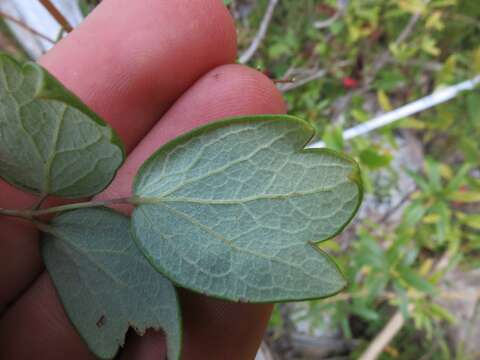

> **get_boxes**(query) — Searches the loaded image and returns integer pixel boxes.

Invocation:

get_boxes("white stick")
[307,75,480,148]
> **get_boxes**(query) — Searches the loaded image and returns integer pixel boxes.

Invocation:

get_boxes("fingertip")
[179,290,273,360]
[39,0,237,151]
[137,62,287,149]
[0,274,96,360]
[119,330,167,360]
[96,63,286,202]
[202,63,287,114]
[95,63,284,359]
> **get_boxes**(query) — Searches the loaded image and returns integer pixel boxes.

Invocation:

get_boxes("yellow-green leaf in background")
[447,191,480,203]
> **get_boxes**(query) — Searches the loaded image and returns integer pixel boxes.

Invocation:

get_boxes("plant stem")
[0,197,133,220]
[32,194,48,210]
[35,197,133,216]
[32,219,56,235]
[0,207,33,219]
[39,0,73,33]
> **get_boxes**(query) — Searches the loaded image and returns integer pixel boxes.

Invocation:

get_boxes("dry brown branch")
[0,31,20,54]
[39,0,73,33]
[0,11,55,44]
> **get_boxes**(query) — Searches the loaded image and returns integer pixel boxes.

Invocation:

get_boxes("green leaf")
[406,169,430,193]
[42,208,181,360]
[322,124,344,152]
[463,214,480,230]
[447,191,480,203]
[132,115,362,302]
[467,93,480,123]
[359,148,392,169]
[0,54,124,198]
[428,303,456,324]
[425,158,442,193]
[398,266,436,294]
[403,200,427,227]
[445,164,472,193]
[352,303,380,321]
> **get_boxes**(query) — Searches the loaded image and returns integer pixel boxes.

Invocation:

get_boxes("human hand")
[0,1,285,359]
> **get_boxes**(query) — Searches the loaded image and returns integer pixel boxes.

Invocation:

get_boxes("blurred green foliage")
[233,0,480,358]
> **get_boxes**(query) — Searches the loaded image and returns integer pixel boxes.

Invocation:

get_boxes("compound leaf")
[42,208,181,360]
[132,115,362,302]
[0,54,124,198]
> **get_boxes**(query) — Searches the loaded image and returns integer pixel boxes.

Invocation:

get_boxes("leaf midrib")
[137,180,349,206]
[43,103,67,194]
[55,240,129,354]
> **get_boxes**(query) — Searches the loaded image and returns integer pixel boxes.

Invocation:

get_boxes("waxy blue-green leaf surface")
[0,54,124,198]
[42,208,181,360]
[132,115,362,302]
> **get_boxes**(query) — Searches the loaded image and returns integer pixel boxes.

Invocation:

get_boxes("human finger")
[0,65,284,360]
[0,0,235,311]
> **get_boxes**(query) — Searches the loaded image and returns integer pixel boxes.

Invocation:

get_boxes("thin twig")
[395,13,422,45]
[377,188,416,223]
[313,0,348,29]
[278,60,352,92]
[238,0,279,64]
[31,219,56,234]
[358,252,453,360]
[0,11,56,43]
[296,3,430,147]
[280,69,327,91]
[0,197,132,220]
[39,0,73,33]
[358,305,414,360]
[32,194,49,211]
[373,0,431,77]
[314,11,342,30]
[272,78,295,84]
[386,58,443,72]
[33,197,132,216]
[366,10,423,85]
